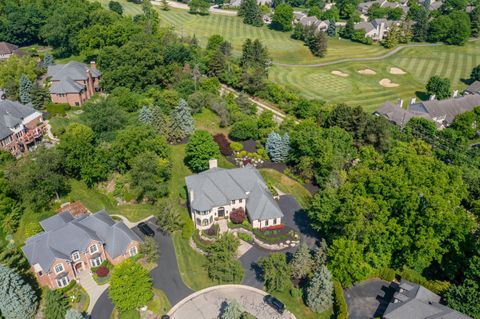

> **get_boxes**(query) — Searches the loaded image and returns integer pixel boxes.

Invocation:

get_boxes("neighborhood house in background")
[22,210,141,289]
[0,99,46,157]
[186,159,284,230]
[0,41,22,60]
[47,61,101,106]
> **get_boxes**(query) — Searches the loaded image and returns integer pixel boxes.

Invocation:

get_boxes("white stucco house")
[185,159,284,230]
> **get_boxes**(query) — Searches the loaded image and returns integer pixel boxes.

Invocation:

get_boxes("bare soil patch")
[379,78,400,88]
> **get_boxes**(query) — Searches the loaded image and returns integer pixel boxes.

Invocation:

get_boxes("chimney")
[453,90,458,98]
[397,99,404,108]
[90,61,97,70]
[410,97,416,105]
[429,94,436,100]
[208,159,218,169]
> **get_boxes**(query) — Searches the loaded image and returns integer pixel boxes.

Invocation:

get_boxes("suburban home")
[354,19,398,41]
[47,61,101,106]
[22,210,141,289]
[357,0,408,15]
[383,281,471,319]
[293,12,330,32]
[375,90,480,129]
[0,99,46,157]
[465,80,480,95]
[0,41,20,60]
[185,159,284,230]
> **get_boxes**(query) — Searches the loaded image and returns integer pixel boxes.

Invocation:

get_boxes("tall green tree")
[271,4,294,31]
[239,0,264,27]
[306,265,334,313]
[471,65,480,81]
[109,259,153,312]
[205,234,244,283]
[44,290,68,319]
[184,130,221,172]
[0,264,38,319]
[18,74,33,104]
[426,75,451,100]
[290,242,314,282]
[130,151,170,202]
[412,7,429,42]
[170,99,194,141]
[259,253,291,292]
[327,19,336,37]
[108,1,124,15]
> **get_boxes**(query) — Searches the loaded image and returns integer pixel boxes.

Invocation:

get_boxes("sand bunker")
[379,78,399,88]
[358,69,376,75]
[331,70,349,77]
[389,67,406,75]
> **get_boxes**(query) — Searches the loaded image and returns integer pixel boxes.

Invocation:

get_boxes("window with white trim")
[54,264,64,274]
[89,244,98,254]
[129,246,138,257]
[265,219,269,226]
[56,276,70,288]
[90,256,102,267]
[71,252,80,261]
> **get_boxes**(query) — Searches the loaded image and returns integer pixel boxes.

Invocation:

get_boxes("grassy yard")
[147,288,171,315]
[259,168,311,207]
[273,289,333,319]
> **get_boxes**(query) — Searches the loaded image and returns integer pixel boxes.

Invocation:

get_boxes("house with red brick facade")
[47,61,101,106]
[22,210,141,289]
[0,99,46,157]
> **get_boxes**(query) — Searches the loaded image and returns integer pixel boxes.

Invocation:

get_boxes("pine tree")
[341,18,354,39]
[151,106,172,138]
[413,7,429,42]
[306,265,334,313]
[43,52,54,67]
[266,131,290,162]
[0,264,38,319]
[309,31,328,57]
[30,84,51,110]
[290,242,314,281]
[221,299,244,319]
[170,99,194,140]
[65,309,84,319]
[327,19,336,37]
[240,0,263,27]
[161,0,170,10]
[19,74,33,104]
[139,105,153,124]
[44,290,68,319]
[312,239,328,271]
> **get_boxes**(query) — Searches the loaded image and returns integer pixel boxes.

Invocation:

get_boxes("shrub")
[230,207,246,224]
[204,224,219,237]
[400,268,451,294]
[96,266,110,278]
[333,281,348,319]
[230,142,243,152]
[213,133,232,156]
[237,232,253,243]
[290,287,302,298]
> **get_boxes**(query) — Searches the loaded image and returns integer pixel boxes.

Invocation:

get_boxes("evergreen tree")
[139,105,153,124]
[161,0,170,10]
[221,299,244,319]
[0,264,38,319]
[413,7,429,42]
[290,242,314,281]
[240,0,264,27]
[171,99,194,140]
[44,290,68,319]
[307,31,328,57]
[65,309,84,319]
[471,65,480,81]
[43,52,54,67]
[327,19,336,37]
[306,265,334,313]
[265,131,290,162]
[312,239,328,271]
[471,5,480,37]
[30,84,50,110]
[341,18,354,38]
[19,74,32,104]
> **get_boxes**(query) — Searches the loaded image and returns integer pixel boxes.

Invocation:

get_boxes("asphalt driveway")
[90,290,114,319]
[277,195,317,248]
[344,279,393,319]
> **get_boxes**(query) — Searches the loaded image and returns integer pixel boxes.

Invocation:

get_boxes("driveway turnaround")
[240,246,269,289]
[277,195,317,248]
[345,279,392,319]
[90,289,114,319]
[168,285,295,319]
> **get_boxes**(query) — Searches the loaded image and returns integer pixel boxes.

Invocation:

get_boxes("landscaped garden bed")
[92,260,114,285]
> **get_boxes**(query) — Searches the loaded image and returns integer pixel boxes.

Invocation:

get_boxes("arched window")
[202,219,210,226]
[196,218,202,225]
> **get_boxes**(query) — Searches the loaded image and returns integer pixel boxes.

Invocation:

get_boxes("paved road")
[90,289,114,319]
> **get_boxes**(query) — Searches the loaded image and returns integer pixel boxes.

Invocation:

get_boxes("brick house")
[0,99,46,157]
[22,210,141,289]
[185,159,284,230]
[47,61,101,106]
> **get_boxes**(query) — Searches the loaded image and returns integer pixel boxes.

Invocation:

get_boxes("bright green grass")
[270,40,480,111]
[259,168,311,207]
[272,289,333,319]
[147,289,171,315]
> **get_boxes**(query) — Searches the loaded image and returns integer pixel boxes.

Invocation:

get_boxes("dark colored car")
[160,316,170,319]
[138,222,155,236]
[264,295,285,314]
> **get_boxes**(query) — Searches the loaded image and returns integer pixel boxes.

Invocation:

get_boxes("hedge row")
[333,281,348,319]
[399,268,451,294]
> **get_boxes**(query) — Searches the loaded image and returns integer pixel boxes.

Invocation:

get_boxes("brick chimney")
[209,159,218,169]
[90,61,97,70]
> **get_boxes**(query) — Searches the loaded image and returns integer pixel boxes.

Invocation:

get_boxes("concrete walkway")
[77,270,110,314]
[110,214,154,228]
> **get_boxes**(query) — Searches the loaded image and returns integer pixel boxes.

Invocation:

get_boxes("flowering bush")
[230,208,246,224]
[96,266,109,278]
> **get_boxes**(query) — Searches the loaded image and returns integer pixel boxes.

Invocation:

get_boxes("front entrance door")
[218,207,225,218]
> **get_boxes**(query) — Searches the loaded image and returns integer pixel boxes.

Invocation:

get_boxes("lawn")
[273,289,333,319]
[147,288,171,315]
[259,168,311,207]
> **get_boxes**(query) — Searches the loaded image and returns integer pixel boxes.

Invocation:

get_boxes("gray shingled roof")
[22,211,141,272]
[47,61,101,94]
[185,166,283,221]
[384,281,471,319]
[465,81,480,94]
[374,101,430,127]
[0,42,18,55]
[0,100,37,139]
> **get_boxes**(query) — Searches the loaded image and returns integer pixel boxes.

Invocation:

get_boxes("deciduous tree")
[426,75,451,100]
[185,130,221,172]
[259,253,291,292]
[271,4,294,31]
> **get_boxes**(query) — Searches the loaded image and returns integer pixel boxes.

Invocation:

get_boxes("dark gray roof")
[50,77,85,94]
[22,210,141,272]
[0,100,37,139]
[374,101,430,127]
[465,81,480,94]
[0,42,18,55]
[47,61,101,94]
[185,166,284,221]
[384,281,471,319]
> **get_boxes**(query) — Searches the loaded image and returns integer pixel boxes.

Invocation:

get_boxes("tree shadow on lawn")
[415,91,430,101]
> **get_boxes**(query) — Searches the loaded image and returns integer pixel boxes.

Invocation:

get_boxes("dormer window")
[89,244,98,254]
[72,252,80,261]
[54,263,64,274]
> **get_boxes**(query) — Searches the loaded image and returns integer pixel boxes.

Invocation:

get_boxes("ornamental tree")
[185,130,221,172]
[44,290,68,319]
[65,308,84,319]
[306,265,334,313]
[138,105,153,125]
[171,98,194,141]
[221,299,244,319]
[259,253,291,292]
[290,242,314,282]
[230,207,246,224]
[426,76,451,100]
[19,74,32,104]
[109,259,153,312]
[43,52,54,67]
[0,264,38,319]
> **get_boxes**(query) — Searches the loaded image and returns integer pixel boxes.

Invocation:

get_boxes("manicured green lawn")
[118,309,140,319]
[193,108,230,136]
[273,289,333,319]
[259,168,311,207]
[147,288,171,315]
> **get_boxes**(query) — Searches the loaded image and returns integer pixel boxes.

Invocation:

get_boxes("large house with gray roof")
[47,61,101,106]
[0,99,46,157]
[354,19,398,41]
[22,210,141,289]
[383,281,471,319]
[185,159,284,230]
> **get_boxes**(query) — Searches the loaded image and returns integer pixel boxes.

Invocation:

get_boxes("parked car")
[138,222,155,236]
[264,295,285,314]
[160,316,170,319]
